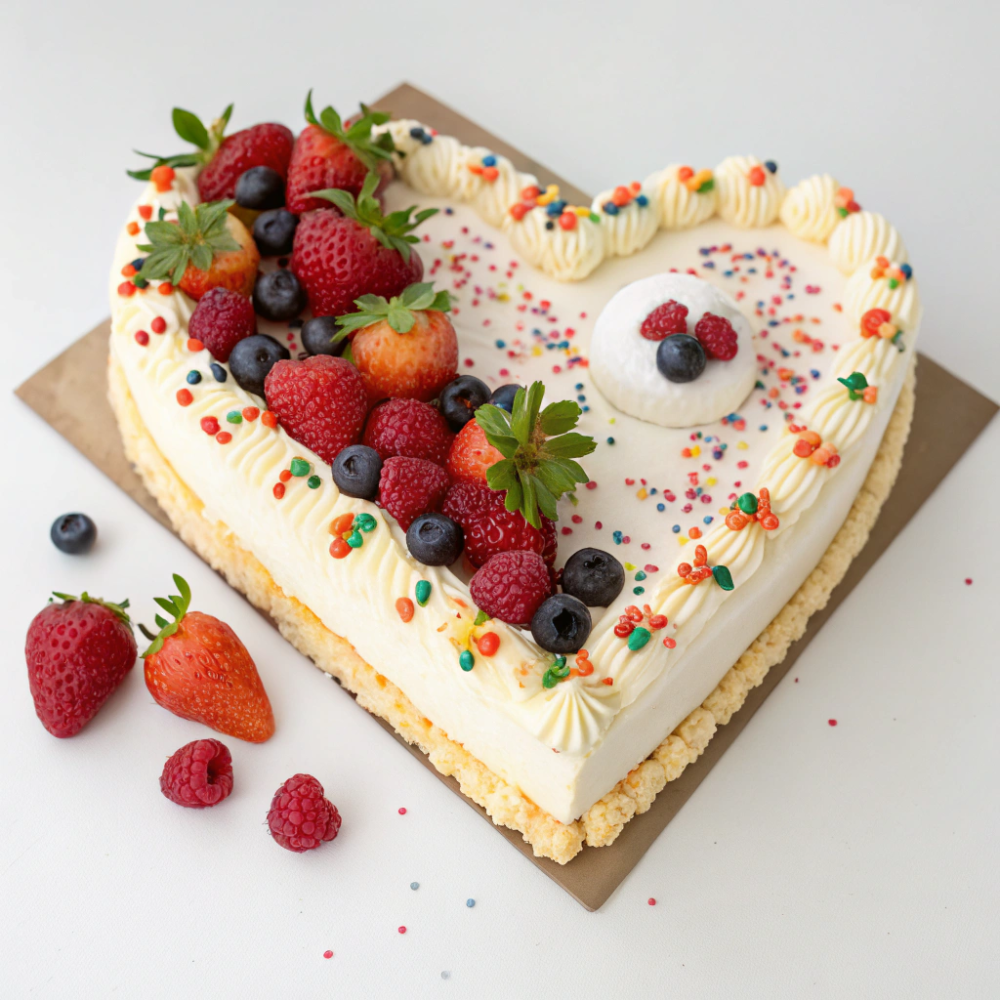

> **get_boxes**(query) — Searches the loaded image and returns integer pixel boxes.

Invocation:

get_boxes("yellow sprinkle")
[719,507,729,515]
[679,537,689,546]
[624,562,636,571]
[608,418,616,424]
[497,293,510,302]
[636,488,648,500]
[532,346,542,356]
[737,441,748,450]
[705,477,716,487]
[574,206,590,217]
[690,445,701,457]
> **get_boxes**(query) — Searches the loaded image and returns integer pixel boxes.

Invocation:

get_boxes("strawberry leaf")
[50,592,132,628]
[137,199,240,285]
[543,432,597,459]
[539,399,582,436]
[302,90,394,171]
[127,104,231,180]
[334,282,452,340]
[172,108,210,150]
[141,574,192,658]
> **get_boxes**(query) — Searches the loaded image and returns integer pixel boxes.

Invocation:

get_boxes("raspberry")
[694,312,739,360]
[264,355,368,464]
[378,456,451,530]
[160,739,234,809]
[640,300,689,340]
[363,398,454,466]
[266,773,341,852]
[188,287,256,362]
[470,551,552,626]
[445,420,505,483]
[442,481,557,568]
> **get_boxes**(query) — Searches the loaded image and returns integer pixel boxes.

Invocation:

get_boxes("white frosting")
[506,208,605,281]
[779,174,841,243]
[396,133,466,197]
[589,273,757,428]
[591,187,660,257]
[714,156,786,227]
[828,211,908,274]
[843,259,922,332]
[645,165,717,229]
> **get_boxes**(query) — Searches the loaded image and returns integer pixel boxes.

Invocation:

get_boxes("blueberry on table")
[235,166,286,211]
[530,594,592,654]
[229,334,290,398]
[656,333,706,383]
[331,445,382,500]
[301,316,346,357]
[406,513,464,566]
[560,547,625,607]
[254,270,307,322]
[253,209,299,257]
[50,513,97,554]
[489,383,523,413]
[439,375,491,431]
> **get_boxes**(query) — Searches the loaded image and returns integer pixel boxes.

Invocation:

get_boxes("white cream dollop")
[397,133,466,198]
[645,165,717,229]
[779,174,841,243]
[828,211,907,274]
[715,156,785,227]
[843,259,922,332]
[591,186,660,257]
[524,678,622,754]
[506,208,605,281]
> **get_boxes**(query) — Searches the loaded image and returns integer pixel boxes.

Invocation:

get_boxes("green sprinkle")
[589,211,600,224]
[459,649,475,672]
[355,512,377,532]
[635,571,647,582]
[132,275,148,289]
[226,410,242,424]
[550,655,569,679]
[542,669,558,689]
[712,565,735,591]
[633,586,645,595]
[627,627,651,651]
[347,530,363,549]
[474,610,490,627]
[415,580,431,607]
[887,277,899,289]
[307,475,321,489]
[838,371,868,392]
[737,492,758,515]
[290,458,310,477]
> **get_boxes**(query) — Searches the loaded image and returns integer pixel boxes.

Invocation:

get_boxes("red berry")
[160,738,234,809]
[694,312,739,360]
[198,123,295,202]
[445,421,505,484]
[363,398,454,466]
[378,457,451,530]
[470,551,552,626]
[290,209,423,320]
[640,300,689,340]
[188,287,256,362]
[264,355,368,464]
[442,480,557,568]
[267,773,342,853]
[25,595,136,738]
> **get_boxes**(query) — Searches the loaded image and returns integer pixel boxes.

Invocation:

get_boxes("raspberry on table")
[363,398,454,466]
[267,773,341,852]
[188,287,256,362]
[640,299,689,340]
[378,456,451,530]
[694,312,739,360]
[470,550,552,626]
[160,738,234,808]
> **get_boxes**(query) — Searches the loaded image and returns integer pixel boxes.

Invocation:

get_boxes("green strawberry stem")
[303,91,395,170]
[136,200,241,286]
[309,170,437,263]
[334,282,452,340]
[475,381,596,529]
[50,592,132,629]
[127,104,233,180]
[139,574,192,657]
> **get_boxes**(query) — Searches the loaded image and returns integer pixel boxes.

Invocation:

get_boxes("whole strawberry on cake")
[108,92,919,863]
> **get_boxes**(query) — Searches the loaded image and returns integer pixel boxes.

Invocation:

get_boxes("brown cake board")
[15,84,998,910]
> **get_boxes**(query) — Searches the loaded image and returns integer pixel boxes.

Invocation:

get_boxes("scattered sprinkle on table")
[965,578,973,585]
[410,882,419,890]
[828,719,838,727]
[323,950,333,960]
[398,807,407,815]
[398,926,407,935]
[648,897,657,906]
[441,972,451,980]
[466,898,475,908]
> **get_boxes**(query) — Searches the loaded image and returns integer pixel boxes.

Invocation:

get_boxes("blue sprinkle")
[410,882,419,890]
[421,133,433,145]
[703,516,713,524]
[545,220,555,230]
[764,160,778,173]
[186,370,201,385]
[672,524,681,533]
[702,261,716,269]
[759,424,768,431]
[636,193,648,207]
[650,488,657,495]
[612,530,623,545]
[810,369,820,379]
[546,200,566,217]
[466,898,476,908]
[633,586,645,595]
[603,202,619,216]
[900,263,913,278]
[606,437,615,445]
[656,503,665,512]
[130,257,145,270]
[210,363,227,383]
[444,206,454,215]
[482,155,497,167]
[409,126,425,139]
[582,406,590,412]
[577,395,586,403]
[575,383,584,391]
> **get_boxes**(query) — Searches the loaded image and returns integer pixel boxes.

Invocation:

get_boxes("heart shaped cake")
[108,96,918,863]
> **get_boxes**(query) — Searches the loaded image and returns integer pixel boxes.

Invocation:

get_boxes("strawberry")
[443,480,557,567]
[137,200,260,300]
[378,457,451,530]
[446,420,505,484]
[289,171,432,318]
[141,575,274,743]
[285,93,395,214]
[127,104,293,202]
[25,592,136,738]
[363,397,454,465]
[264,355,368,464]
[335,283,458,403]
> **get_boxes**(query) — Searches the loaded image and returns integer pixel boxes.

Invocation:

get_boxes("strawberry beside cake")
[108,95,918,863]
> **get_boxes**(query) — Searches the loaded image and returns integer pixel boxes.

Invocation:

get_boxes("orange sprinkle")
[261,410,278,429]
[602,677,614,686]
[121,263,137,278]
[279,469,292,483]
[273,483,285,500]
[126,221,140,236]
[138,205,153,220]
[150,164,175,192]
[481,166,499,182]
[677,166,694,182]
[176,388,193,406]
[748,165,766,186]
[216,432,232,444]
[242,406,260,421]
[117,281,136,297]
[187,338,204,352]
[396,597,415,623]
[688,526,702,539]
[329,537,351,559]
[158,282,173,295]
[330,513,355,536]
[477,631,500,657]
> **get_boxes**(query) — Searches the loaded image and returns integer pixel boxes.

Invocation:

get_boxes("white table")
[2,2,997,996]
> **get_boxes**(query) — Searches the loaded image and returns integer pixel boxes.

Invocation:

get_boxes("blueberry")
[530,594,592,654]
[331,444,382,500]
[301,316,346,357]
[489,383,523,413]
[253,209,299,256]
[560,548,625,607]
[235,166,286,211]
[656,334,706,383]
[406,513,464,566]
[50,513,97,554]
[764,159,778,174]
[210,362,227,383]
[229,334,290,397]
[254,269,306,322]
[439,375,491,430]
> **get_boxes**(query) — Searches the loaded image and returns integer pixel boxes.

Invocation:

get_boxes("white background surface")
[2,1,999,996]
